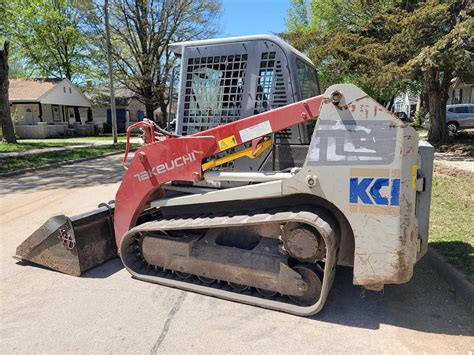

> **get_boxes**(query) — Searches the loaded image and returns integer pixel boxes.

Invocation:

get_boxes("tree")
[402,2,473,143]
[105,0,222,124]
[4,0,97,83]
[284,0,473,144]
[0,41,17,143]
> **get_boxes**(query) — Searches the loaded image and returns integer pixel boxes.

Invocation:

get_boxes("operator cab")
[169,35,320,174]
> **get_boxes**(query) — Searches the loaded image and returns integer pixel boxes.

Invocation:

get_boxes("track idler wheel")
[174,271,192,280]
[197,276,215,284]
[228,282,248,291]
[288,264,323,306]
[256,288,277,298]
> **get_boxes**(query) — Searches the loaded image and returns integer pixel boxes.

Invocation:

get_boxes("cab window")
[296,59,319,99]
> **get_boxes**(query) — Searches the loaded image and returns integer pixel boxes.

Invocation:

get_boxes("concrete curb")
[424,248,474,309]
[0,150,127,178]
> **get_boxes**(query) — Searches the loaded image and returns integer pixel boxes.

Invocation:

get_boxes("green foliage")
[284,0,473,143]
[404,2,473,81]
[3,0,97,83]
[414,107,427,126]
[284,0,411,102]
[285,0,310,32]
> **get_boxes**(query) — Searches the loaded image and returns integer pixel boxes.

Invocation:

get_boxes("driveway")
[1,155,473,353]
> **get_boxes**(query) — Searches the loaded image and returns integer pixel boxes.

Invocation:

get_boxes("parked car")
[446,104,474,132]
[423,104,474,132]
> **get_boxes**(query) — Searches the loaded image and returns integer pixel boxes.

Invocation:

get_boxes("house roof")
[9,78,91,107]
[9,79,59,101]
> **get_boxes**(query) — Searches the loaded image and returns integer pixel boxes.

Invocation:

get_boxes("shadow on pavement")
[80,256,473,336]
[0,155,126,194]
[82,258,124,278]
[315,261,473,336]
[14,252,473,335]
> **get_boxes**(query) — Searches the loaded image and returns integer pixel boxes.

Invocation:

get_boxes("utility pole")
[167,66,175,131]
[104,0,117,143]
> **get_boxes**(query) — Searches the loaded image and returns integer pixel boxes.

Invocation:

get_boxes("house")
[448,78,473,104]
[87,87,146,133]
[393,91,419,118]
[9,78,93,138]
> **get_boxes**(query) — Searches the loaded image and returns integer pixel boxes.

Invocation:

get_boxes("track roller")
[288,264,323,306]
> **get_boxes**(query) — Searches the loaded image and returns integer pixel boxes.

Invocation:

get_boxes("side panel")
[416,141,434,260]
[297,84,421,287]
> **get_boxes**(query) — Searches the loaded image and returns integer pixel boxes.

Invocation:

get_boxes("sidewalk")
[434,153,474,173]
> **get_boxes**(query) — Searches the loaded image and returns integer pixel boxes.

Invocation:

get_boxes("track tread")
[120,206,340,316]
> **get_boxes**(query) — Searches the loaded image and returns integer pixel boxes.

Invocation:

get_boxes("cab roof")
[169,34,314,66]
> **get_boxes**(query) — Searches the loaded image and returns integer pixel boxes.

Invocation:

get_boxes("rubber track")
[120,206,340,316]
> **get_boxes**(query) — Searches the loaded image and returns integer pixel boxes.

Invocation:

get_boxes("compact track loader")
[16,36,434,316]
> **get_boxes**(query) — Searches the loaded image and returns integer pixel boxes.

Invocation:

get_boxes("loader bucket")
[15,205,117,276]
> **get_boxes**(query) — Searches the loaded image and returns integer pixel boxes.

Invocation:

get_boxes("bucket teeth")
[15,206,117,276]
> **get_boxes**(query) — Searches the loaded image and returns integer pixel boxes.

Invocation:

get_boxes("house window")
[63,87,66,93]
[52,105,61,122]
[69,88,72,94]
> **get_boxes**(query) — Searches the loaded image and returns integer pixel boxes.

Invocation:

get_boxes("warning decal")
[239,120,272,142]
[218,135,238,151]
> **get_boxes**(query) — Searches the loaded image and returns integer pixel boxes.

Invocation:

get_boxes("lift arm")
[114,95,324,247]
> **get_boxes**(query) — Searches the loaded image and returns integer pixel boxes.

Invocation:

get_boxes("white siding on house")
[92,105,132,126]
[92,105,108,126]
[448,84,474,104]
[79,107,88,123]
[11,103,41,125]
[39,79,91,107]
[42,104,53,123]
[41,104,65,124]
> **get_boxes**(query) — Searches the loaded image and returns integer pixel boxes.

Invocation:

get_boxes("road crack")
[150,291,187,354]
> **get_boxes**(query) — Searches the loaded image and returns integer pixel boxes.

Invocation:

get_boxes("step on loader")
[15,35,434,316]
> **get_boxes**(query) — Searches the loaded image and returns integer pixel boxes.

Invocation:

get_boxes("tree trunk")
[426,67,449,145]
[159,97,168,128]
[0,41,17,143]
[145,102,155,123]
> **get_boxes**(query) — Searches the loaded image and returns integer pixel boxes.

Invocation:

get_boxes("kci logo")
[350,176,400,206]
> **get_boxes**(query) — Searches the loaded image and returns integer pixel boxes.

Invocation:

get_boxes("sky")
[220,0,291,37]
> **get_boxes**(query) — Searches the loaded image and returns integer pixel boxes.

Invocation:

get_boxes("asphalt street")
[1,154,473,353]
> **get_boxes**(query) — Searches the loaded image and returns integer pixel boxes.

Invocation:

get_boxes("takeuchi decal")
[134,152,197,182]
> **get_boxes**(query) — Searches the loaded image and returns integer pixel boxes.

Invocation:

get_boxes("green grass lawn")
[429,173,474,279]
[57,134,127,142]
[0,141,83,153]
[0,143,132,173]
[0,134,129,153]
